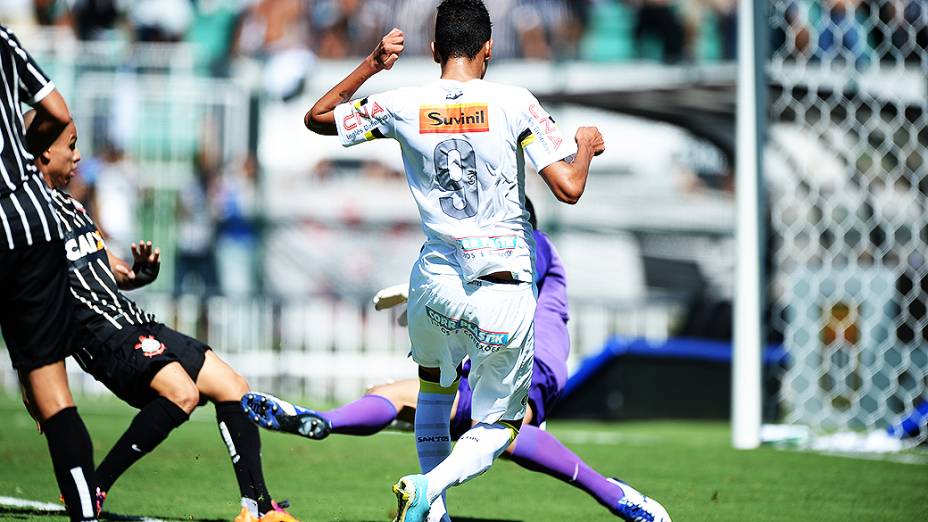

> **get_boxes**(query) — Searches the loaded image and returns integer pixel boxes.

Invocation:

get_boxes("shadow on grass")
[0,505,226,522]
[359,519,522,522]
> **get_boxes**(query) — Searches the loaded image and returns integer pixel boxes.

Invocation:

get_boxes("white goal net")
[766,0,928,445]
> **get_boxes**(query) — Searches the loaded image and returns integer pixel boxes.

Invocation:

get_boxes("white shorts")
[407,261,536,425]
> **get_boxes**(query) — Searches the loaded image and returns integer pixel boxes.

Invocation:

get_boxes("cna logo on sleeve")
[340,97,389,142]
[527,103,564,151]
[419,103,489,134]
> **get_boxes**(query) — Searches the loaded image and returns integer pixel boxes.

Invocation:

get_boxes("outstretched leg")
[506,424,626,514]
[197,350,275,518]
[318,379,420,435]
[95,362,196,492]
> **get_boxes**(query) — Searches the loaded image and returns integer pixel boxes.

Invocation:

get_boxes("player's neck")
[439,58,485,82]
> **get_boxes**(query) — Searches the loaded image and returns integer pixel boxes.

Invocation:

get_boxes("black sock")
[216,400,273,514]
[97,397,189,491]
[42,407,98,521]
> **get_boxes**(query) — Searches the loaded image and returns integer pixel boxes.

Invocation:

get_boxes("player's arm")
[304,28,404,135]
[1,26,73,155]
[25,90,71,157]
[108,240,161,291]
[538,127,604,205]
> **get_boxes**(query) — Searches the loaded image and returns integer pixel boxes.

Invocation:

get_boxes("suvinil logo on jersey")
[419,103,489,134]
[134,336,166,358]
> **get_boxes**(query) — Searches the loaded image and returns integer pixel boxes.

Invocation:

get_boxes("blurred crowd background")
[0,1,924,421]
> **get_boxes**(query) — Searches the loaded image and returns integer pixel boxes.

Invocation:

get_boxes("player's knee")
[366,383,392,396]
[228,372,250,397]
[165,380,200,414]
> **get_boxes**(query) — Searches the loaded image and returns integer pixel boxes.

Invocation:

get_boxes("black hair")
[434,0,492,62]
[525,196,537,230]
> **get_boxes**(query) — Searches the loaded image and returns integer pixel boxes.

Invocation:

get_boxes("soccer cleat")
[608,478,672,522]
[241,392,332,440]
[59,488,106,517]
[392,474,431,522]
[260,502,299,522]
[234,506,260,522]
[95,488,106,517]
[259,500,299,522]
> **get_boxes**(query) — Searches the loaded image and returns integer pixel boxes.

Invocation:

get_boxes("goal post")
[732,0,767,450]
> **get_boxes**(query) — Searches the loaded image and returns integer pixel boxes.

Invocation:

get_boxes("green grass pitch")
[0,395,926,521]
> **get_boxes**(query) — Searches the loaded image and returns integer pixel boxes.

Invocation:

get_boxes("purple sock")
[321,394,398,435]
[510,424,625,514]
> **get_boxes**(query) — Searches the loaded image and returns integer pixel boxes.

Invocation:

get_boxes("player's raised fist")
[575,127,605,157]
[371,28,405,71]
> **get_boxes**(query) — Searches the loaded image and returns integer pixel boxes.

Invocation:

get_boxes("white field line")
[0,495,170,521]
[813,450,928,466]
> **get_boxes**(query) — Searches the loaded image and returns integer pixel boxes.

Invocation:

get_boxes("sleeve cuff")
[30,81,55,105]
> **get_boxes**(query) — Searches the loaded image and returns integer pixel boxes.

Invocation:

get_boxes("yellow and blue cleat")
[392,474,431,522]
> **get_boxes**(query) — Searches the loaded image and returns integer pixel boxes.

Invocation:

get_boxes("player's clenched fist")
[370,28,405,71]
[575,127,605,156]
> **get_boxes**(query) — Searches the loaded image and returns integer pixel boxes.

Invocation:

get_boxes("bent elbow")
[555,191,581,205]
[304,111,322,133]
[557,183,584,205]
[305,110,338,136]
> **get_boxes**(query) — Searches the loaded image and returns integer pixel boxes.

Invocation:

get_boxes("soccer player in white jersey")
[304,1,667,521]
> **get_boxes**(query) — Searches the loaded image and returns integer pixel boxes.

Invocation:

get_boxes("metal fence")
[1,294,682,403]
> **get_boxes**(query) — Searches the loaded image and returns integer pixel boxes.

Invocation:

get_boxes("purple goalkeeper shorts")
[451,359,561,440]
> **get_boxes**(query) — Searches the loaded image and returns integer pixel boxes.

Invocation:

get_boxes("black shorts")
[0,240,74,371]
[73,322,210,409]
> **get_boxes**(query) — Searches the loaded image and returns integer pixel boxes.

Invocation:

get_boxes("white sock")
[424,422,516,503]
[427,495,452,522]
[415,379,457,474]
[415,378,457,518]
[241,497,259,517]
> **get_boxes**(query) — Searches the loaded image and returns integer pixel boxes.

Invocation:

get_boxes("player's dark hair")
[434,0,492,62]
[525,196,537,230]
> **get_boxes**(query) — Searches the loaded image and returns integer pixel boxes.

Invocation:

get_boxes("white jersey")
[335,78,576,283]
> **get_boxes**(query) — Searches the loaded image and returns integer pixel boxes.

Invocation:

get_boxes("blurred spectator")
[864,0,928,63]
[312,0,367,58]
[93,143,138,259]
[176,146,219,294]
[32,0,62,26]
[131,0,194,42]
[816,0,869,65]
[681,0,736,61]
[187,0,242,75]
[771,1,812,60]
[346,0,440,57]
[213,154,260,295]
[68,0,124,40]
[631,0,685,63]
[233,0,315,99]
[512,0,573,60]
[713,0,737,60]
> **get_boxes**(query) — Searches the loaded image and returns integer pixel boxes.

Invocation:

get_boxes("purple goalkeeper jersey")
[533,230,570,390]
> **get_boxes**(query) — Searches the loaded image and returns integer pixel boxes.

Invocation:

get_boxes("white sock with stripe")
[415,378,457,521]
[424,422,517,503]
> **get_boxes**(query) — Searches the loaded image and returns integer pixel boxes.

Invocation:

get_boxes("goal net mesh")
[766,0,928,443]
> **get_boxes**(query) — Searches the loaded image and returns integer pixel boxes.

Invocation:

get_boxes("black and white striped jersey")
[50,188,155,336]
[0,25,63,251]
